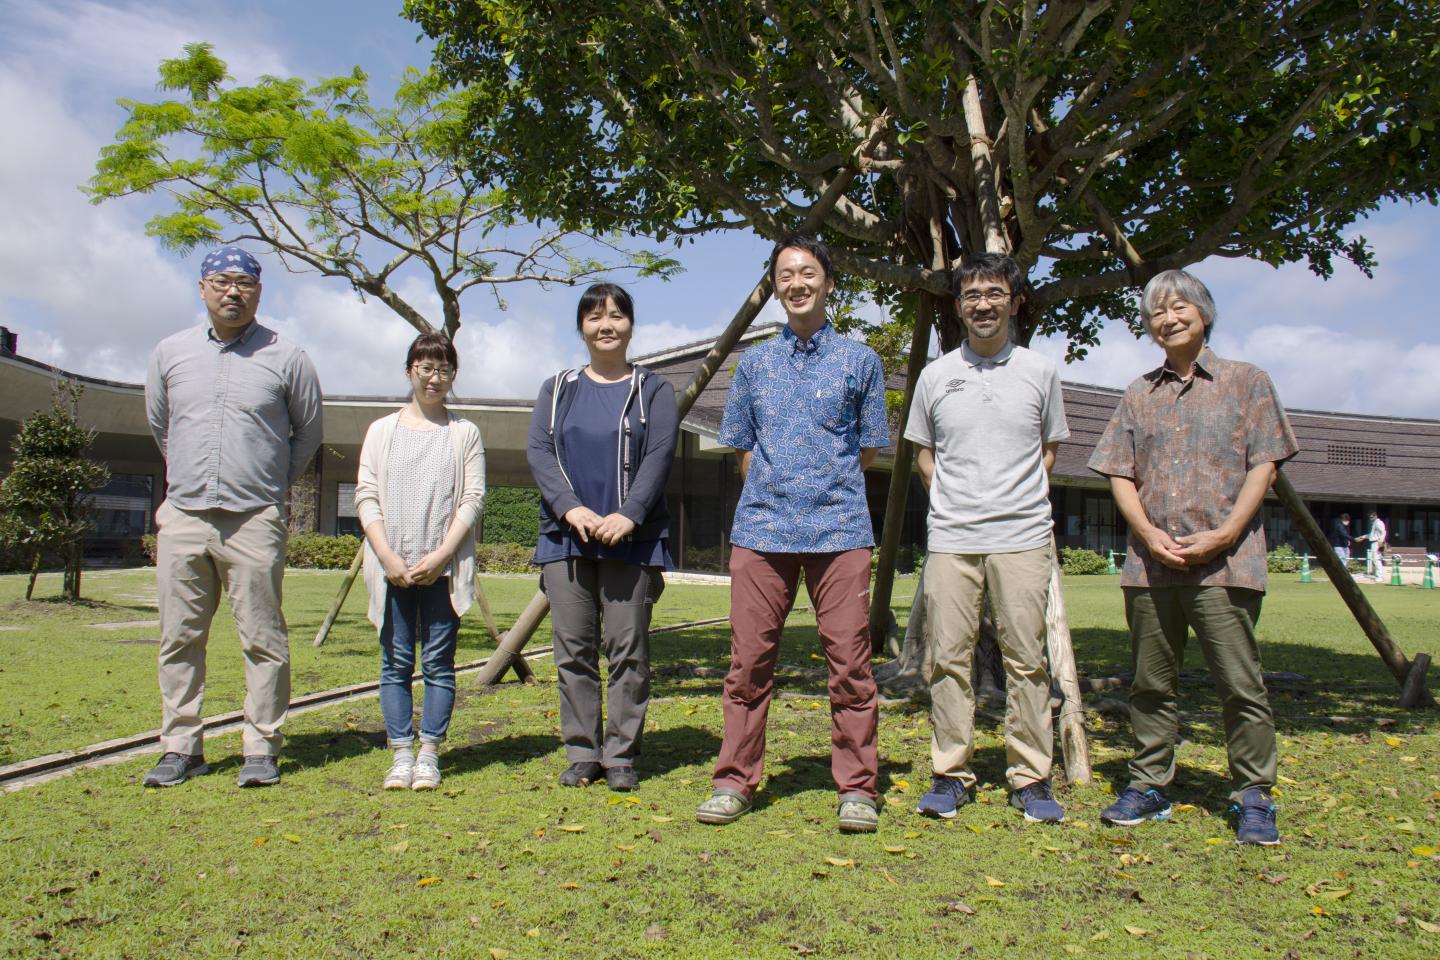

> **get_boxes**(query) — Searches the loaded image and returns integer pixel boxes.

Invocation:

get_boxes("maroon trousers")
[711,546,879,800]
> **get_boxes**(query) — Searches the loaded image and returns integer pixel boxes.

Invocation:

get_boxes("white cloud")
[2,0,289,90]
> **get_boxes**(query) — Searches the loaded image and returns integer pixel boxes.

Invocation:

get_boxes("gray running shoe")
[142,752,209,787]
[237,755,280,788]
[838,798,879,833]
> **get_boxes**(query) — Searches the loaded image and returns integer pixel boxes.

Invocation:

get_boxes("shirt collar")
[782,321,831,355]
[1150,346,1218,390]
[959,339,1014,367]
[206,320,259,348]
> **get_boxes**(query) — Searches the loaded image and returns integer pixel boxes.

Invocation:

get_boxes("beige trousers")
[155,501,290,757]
[924,545,1054,789]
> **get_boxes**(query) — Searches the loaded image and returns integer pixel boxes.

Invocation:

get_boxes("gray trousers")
[541,559,664,767]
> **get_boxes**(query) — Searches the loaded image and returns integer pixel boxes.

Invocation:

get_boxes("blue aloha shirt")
[719,322,890,553]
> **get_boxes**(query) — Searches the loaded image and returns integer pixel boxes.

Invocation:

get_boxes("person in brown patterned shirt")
[1088,268,1298,845]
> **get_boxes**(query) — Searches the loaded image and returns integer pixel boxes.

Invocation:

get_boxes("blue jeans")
[379,579,459,746]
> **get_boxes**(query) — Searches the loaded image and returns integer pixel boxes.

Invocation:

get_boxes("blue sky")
[2,0,1437,418]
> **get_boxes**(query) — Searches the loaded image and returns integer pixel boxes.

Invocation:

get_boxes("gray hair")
[1140,269,1217,341]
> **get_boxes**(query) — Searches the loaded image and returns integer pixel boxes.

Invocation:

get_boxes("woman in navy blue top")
[526,283,679,791]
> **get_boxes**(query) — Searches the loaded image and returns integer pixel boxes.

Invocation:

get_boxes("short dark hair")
[406,332,458,370]
[576,282,635,330]
[955,252,1025,300]
[769,234,833,285]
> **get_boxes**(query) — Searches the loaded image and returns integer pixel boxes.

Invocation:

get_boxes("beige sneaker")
[412,751,442,791]
[383,751,415,791]
[838,799,878,833]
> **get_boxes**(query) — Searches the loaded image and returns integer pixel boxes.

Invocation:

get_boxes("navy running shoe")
[916,775,973,819]
[1010,780,1066,823]
[1101,787,1173,827]
[1230,788,1280,845]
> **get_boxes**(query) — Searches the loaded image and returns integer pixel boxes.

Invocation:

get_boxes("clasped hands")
[564,506,636,546]
[380,548,450,587]
[1141,525,1234,571]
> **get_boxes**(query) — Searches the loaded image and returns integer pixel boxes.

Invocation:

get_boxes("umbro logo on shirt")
[944,379,966,394]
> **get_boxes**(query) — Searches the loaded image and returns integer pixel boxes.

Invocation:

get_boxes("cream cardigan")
[354,410,486,632]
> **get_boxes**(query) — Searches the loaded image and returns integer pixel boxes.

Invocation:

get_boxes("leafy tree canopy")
[89,43,681,338]
[406,0,1439,352]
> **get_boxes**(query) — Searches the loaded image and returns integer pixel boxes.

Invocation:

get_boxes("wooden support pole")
[1272,468,1434,707]
[473,588,553,686]
[869,292,932,653]
[312,544,364,647]
[1045,541,1091,783]
[473,572,502,645]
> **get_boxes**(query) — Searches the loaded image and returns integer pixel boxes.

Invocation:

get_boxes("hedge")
[482,487,541,547]
[1059,547,1109,575]
[288,533,363,569]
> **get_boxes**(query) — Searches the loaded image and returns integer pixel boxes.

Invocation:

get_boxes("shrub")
[475,542,535,574]
[128,536,157,567]
[287,533,362,569]
[1060,547,1109,575]
[1267,543,1302,573]
[482,487,541,546]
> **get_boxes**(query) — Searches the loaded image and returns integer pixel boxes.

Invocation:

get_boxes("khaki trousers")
[155,501,290,757]
[924,545,1054,790]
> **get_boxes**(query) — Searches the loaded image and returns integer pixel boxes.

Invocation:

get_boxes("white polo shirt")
[904,341,1069,554]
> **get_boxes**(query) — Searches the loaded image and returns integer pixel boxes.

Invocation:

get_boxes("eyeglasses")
[204,275,259,293]
[959,289,1013,306]
[412,364,456,381]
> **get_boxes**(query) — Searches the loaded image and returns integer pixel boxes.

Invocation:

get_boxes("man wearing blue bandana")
[696,235,890,833]
[142,247,323,788]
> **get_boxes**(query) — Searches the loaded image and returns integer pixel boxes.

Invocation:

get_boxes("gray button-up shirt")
[146,321,324,512]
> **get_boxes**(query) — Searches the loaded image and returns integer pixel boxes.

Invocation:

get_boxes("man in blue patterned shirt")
[696,235,891,833]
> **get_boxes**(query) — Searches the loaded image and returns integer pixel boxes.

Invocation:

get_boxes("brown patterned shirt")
[1087,347,1298,592]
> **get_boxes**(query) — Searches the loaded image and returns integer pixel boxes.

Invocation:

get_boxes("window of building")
[90,474,153,538]
[334,482,361,537]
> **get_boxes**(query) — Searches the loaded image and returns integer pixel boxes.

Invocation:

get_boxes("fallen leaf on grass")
[1414,919,1440,934]
[880,869,898,885]
[415,877,441,888]
[387,840,410,854]
[824,857,855,868]
[784,944,816,955]
[1412,846,1437,856]
[614,844,636,852]
[903,831,922,839]
[884,846,908,854]
[253,837,268,847]
[488,950,510,960]
[1124,926,1152,937]
[945,900,976,915]
[559,883,579,890]
[1305,880,1351,900]
[985,876,1006,887]
[283,835,302,844]
[1063,946,1086,955]
[644,924,667,940]
[891,780,910,792]
[525,929,540,938]
[811,869,830,878]
[1311,906,1330,917]
[651,816,675,823]
[557,825,585,833]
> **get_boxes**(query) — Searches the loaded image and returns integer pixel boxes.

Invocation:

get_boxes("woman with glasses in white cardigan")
[355,333,484,791]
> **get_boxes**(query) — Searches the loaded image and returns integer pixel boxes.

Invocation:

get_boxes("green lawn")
[1,570,1437,958]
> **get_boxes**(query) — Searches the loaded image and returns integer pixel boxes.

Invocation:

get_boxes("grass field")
[1,569,1437,958]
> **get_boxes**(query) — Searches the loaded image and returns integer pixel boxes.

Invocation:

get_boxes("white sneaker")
[412,751,442,791]
[383,751,415,790]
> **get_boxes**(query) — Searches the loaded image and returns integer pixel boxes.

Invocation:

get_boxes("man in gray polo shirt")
[142,246,323,788]
[905,252,1069,823]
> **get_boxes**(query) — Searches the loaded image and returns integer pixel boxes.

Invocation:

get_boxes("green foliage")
[1268,543,1303,573]
[89,43,676,339]
[481,487,540,546]
[1060,547,1109,576]
[408,1,1440,353]
[0,381,109,600]
[475,542,536,573]
[286,533,362,570]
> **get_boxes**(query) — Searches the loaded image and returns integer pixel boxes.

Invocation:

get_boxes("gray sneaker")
[142,752,209,787]
[237,755,280,788]
[838,798,879,833]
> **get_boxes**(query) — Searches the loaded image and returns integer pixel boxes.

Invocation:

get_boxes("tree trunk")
[25,551,40,601]
[64,545,81,601]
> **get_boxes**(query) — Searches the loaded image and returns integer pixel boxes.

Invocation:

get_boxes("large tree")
[88,43,680,338]
[407,0,1439,351]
